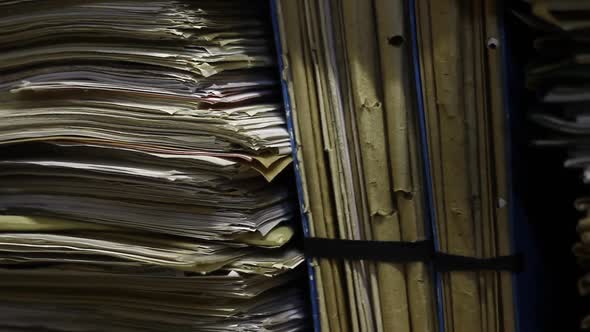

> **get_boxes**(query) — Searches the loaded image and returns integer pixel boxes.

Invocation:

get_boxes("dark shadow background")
[504,2,587,331]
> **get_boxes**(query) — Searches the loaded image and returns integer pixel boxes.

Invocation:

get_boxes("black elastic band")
[303,237,523,272]
[303,238,432,263]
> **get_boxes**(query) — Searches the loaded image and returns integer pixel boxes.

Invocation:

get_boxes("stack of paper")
[523,0,590,31]
[520,1,590,329]
[415,0,516,331]
[276,0,436,331]
[0,0,307,331]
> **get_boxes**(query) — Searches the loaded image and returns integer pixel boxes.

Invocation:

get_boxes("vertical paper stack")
[415,0,516,331]
[521,0,590,329]
[0,0,308,331]
[276,0,436,331]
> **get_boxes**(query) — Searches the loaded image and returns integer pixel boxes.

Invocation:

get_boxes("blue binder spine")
[269,1,322,331]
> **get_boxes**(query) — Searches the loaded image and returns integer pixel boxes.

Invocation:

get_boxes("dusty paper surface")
[0,1,308,330]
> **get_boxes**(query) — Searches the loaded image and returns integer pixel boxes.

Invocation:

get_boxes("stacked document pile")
[0,0,307,331]
[521,1,590,329]
[415,0,516,331]
[277,1,436,331]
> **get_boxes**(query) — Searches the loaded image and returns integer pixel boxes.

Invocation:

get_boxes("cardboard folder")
[414,0,516,331]
[275,0,436,330]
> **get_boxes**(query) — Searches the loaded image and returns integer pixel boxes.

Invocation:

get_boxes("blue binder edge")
[407,1,446,331]
[269,1,322,331]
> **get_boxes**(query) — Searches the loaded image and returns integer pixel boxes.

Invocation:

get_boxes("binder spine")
[407,0,446,331]
[408,0,523,330]
[269,1,322,331]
